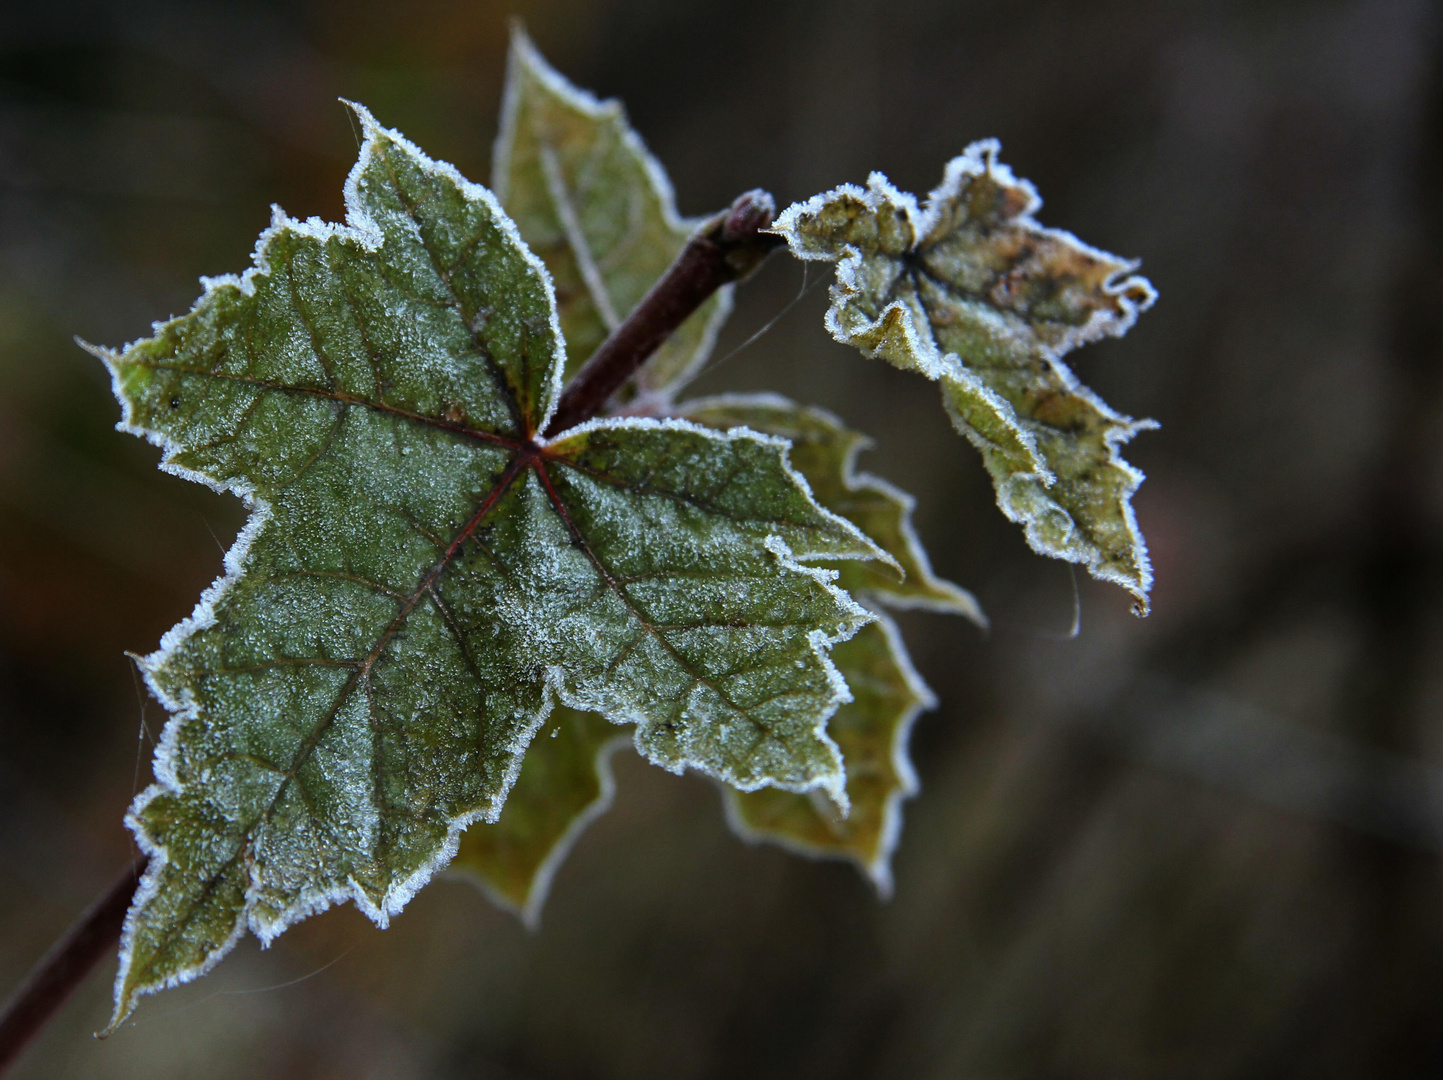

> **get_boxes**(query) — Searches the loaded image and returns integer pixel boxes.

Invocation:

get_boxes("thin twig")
[543,188,785,437]
[0,861,143,1073]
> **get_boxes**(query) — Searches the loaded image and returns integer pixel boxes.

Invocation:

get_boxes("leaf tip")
[506,16,541,62]
[101,910,144,1038]
[74,335,111,362]
[95,1015,125,1040]
[97,989,132,1039]
[337,98,383,142]
[1113,272,1159,326]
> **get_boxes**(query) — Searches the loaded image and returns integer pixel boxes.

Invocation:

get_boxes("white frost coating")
[543,413,890,566]
[451,734,632,931]
[756,535,865,814]
[721,609,936,896]
[86,331,282,1027]
[90,339,277,1021]
[529,500,872,813]
[96,105,576,1026]
[248,718,545,945]
[108,793,247,1027]
[494,25,735,398]
[991,413,1159,601]
[678,392,986,626]
[245,672,561,946]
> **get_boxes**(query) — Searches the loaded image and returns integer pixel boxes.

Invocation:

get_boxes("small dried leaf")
[774,142,1158,612]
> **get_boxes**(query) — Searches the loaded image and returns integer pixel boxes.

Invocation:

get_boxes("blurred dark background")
[3,0,1443,1076]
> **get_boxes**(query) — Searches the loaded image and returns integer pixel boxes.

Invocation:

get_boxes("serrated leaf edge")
[493,25,735,402]
[546,413,889,812]
[544,412,893,567]
[720,608,935,897]
[678,392,985,625]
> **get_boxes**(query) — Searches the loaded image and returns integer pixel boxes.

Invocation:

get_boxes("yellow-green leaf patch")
[680,394,984,622]
[449,707,628,927]
[494,26,731,398]
[724,613,933,893]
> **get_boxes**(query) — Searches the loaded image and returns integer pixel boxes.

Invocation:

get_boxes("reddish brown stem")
[0,861,142,1074]
[543,189,785,437]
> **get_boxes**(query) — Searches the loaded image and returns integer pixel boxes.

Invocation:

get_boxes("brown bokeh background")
[4,0,1443,1076]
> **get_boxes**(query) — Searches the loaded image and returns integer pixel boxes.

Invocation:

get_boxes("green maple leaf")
[773,142,1158,613]
[494,26,731,398]
[94,105,882,1028]
[448,706,628,927]
[723,614,933,893]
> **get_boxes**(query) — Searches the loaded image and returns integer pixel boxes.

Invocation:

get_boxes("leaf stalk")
[0,861,143,1073]
[543,189,784,436]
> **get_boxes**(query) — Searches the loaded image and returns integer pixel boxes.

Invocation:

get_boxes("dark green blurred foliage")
[3,0,1443,1076]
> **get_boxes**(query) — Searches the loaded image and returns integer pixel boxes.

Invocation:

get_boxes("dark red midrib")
[273,449,533,787]
[530,456,760,724]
